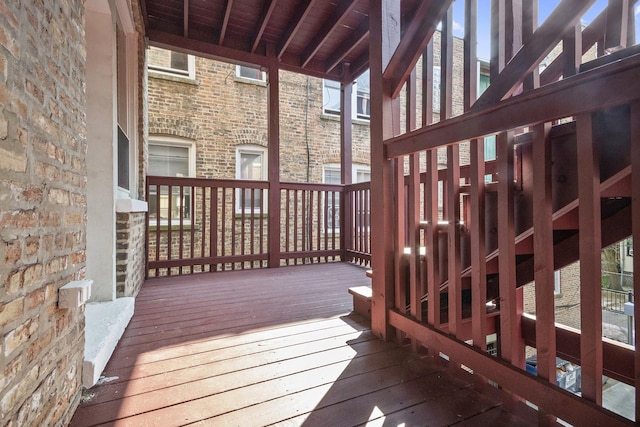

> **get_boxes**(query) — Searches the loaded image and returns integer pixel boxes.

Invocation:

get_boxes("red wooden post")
[267,45,281,268]
[470,139,487,351]
[563,24,582,78]
[631,100,640,423]
[532,123,556,398]
[340,69,353,262]
[604,0,629,52]
[463,0,477,112]
[369,0,400,341]
[407,69,421,329]
[497,131,523,367]
[577,111,603,405]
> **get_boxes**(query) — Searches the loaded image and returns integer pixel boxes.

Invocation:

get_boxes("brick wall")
[0,1,87,425]
[116,212,146,296]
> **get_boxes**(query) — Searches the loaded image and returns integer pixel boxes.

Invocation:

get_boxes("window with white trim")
[236,146,267,213]
[323,164,370,231]
[148,138,195,225]
[236,65,266,82]
[323,70,370,120]
[148,46,196,79]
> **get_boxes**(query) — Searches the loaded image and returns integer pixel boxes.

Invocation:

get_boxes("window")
[554,270,561,295]
[236,146,267,213]
[323,164,370,231]
[323,70,370,120]
[356,71,370,119]
[148,46,195,79]
[148,139,195,225]
[236,65,266,82]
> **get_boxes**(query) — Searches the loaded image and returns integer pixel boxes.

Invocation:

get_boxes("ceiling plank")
[183,0,189,37]
[276,0,319,59]
[473,0,595,109]
[252,0,279,53]
[324,19,369,76]
[384,0,452,99]
[219,0,234,45]
[385,53,640,158]
[301,0,359,69]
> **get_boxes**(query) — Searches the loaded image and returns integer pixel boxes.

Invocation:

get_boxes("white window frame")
[323,70,370,120]
[148,47,196,80]
[148,137,196,227]
[115,8,139,200]
[236,145,268,214]
[235,65,266,82]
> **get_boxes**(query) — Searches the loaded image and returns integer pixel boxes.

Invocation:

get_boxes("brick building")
[1,1,148,424]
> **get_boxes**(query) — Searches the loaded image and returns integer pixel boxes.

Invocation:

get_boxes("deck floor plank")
[71,263,535,426]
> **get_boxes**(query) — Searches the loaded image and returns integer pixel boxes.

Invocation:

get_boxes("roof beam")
[473,0,595,109]
[183,0,189,37]
[219,0,233,45]
[384,0,452,99]
[301,0,359,69]
[251,0,278,53]
[385,52,640,158]
[324,19,369,75]
[276,0,319,59]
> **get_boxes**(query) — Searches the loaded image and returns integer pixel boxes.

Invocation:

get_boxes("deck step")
[349,286,372,319]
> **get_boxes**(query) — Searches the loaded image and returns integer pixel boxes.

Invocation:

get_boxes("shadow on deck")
[70,262,535,426]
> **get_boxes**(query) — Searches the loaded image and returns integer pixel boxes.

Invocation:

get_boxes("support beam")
[183,0,189,37]
[302,0,359,68]
[384,0,451,98]
[267,46,281,268]
[219,0,233,45]
[463,0,478,111]
[476,0,595,108]
[369,0,400,341]
[385,53,640,158]
[521,1,539,91]
[276,0,318,58]
[340,69,353,261]
[604,0,629,52]
[562,24,582,78]
[251,0,278,53]
[576,111,603,405]
[324,21,369,75]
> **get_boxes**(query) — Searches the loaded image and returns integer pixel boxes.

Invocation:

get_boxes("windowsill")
[116,198,148,213]
[320,113,370,126]
[234,76,267,87]
[149,70,198,86]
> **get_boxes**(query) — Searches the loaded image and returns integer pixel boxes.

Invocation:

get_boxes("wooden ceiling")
[139,0,431,81]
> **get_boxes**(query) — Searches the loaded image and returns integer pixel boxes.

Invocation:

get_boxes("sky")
[450,0,640,60]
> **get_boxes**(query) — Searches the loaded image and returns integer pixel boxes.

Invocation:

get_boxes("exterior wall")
[116,212,146,296]
[523,261,582,330]
[0,1,87,425]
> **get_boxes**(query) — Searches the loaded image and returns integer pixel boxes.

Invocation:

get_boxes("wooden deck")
[70,262,534,426]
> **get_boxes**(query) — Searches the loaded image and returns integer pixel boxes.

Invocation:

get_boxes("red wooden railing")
[145,176,371,277]
[375,2,639,425]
